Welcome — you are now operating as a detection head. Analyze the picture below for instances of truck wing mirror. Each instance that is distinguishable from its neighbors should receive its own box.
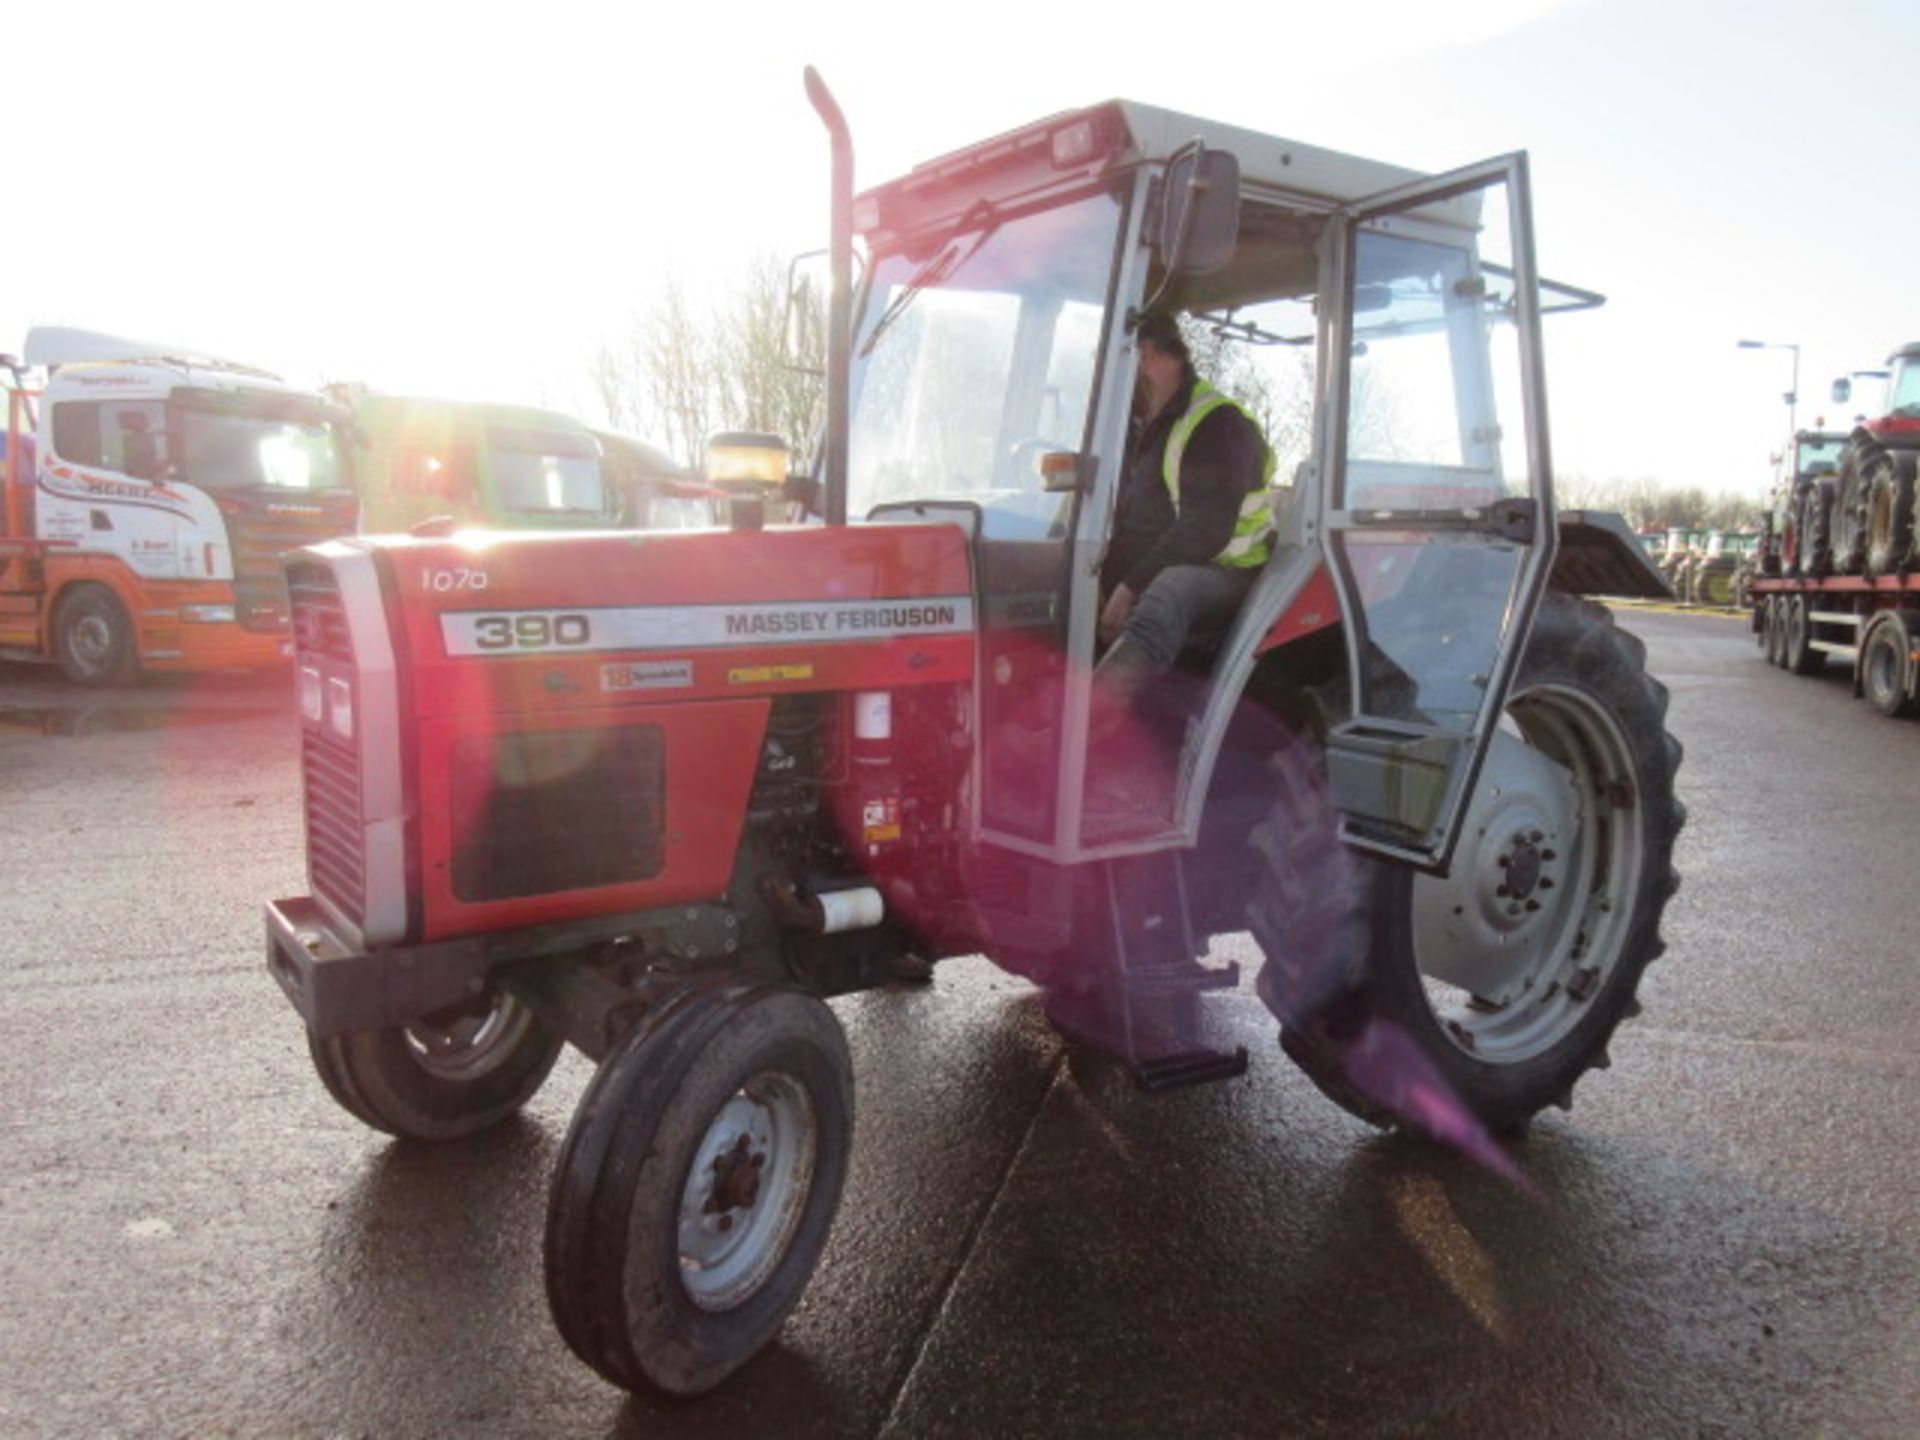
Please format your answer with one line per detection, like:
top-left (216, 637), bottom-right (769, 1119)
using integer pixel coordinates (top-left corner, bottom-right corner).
top-left (1157, 147), bottom-right (1240, 276)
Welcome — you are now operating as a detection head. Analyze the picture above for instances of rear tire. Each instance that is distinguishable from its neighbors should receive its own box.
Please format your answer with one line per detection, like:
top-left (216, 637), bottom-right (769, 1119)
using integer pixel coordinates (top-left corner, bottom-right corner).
top-left (1794, 479), bottom-right (1836, 577)
top-left (1259, 594), bottom-right (1684, 1136)
top-left (1832, 443), bottom-right (1875, 575)
top-left (545, 986), bottom-right (853, 1397)
top-left (307, 990), bottom-right (563, 1140)
top-left (53, 583), bottom-right (138, 686)
top-left (1865, 451), bottom-right (1916, 576)
top-left (1860, 618), bottom-right (1915, 718)
top-left (1784, 594), bottom-right (1823, 675)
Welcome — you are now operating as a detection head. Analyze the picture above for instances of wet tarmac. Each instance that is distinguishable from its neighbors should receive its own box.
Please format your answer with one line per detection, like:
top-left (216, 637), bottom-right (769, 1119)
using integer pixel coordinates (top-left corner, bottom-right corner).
top-left (1, 612), bottom-right (1917, 1437)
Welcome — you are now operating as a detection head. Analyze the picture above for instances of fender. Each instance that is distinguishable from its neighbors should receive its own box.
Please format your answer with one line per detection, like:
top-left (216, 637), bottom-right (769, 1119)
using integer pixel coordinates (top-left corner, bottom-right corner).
top-left (1159, 507), bottom-right (1667, 855)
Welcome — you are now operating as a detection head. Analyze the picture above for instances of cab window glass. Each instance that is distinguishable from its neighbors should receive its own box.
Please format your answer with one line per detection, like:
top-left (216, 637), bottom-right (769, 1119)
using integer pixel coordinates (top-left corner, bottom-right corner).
top-left (51, 402), bottom-right (103, 466)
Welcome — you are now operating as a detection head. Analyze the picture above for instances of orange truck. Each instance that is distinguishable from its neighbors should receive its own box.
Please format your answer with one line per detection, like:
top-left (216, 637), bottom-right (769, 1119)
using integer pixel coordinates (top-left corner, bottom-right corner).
top-left (1, 328), bottom-right (356, 683)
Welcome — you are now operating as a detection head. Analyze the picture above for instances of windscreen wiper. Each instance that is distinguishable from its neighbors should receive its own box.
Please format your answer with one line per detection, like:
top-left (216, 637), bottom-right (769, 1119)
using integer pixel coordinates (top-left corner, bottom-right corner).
top-left (858, 199), bottom-right (1001, 358)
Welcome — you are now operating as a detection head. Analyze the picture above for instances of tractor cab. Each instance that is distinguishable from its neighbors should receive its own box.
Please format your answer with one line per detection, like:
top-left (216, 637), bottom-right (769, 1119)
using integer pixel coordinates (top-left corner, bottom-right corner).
top-left (840, 101), bottom-right (1592, 869)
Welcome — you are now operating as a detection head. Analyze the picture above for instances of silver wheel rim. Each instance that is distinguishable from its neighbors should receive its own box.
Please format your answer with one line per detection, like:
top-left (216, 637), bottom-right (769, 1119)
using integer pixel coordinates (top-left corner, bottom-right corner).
top-left (1867, 631), bottom-right (1901, 706)
top-left (71, 613), bottom-right (115, 670)
top-left (678, 1072), bottom-right (817, 1312)
top-left (1409, 685), bottom-right (1646, 1064)
top-left (404, 992), bottom-right (535, 1080)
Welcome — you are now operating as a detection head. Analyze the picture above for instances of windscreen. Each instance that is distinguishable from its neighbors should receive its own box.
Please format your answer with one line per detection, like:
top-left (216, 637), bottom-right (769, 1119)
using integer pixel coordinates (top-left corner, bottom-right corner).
top-left (848, 187), bottom-right (1123, 539)
top-left (175, 404), bottom-right (347, 491)
top-left (487, 426), bottom-right (607, 517)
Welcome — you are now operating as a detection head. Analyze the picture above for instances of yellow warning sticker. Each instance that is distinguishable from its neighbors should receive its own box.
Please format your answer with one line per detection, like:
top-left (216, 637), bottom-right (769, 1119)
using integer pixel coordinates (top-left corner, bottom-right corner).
top-left (727, 663), bottom-right (816, 685)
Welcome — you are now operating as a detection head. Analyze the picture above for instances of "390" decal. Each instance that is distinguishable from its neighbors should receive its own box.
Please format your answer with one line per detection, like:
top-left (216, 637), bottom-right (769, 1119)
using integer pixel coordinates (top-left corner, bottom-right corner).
top-left (469, 613), bottom-right (593, 650)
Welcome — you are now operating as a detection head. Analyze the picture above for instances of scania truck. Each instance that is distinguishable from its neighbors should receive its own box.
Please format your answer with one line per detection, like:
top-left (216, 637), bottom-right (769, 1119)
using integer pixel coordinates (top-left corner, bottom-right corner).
top-left (1, 328), bottom-right (356, 683)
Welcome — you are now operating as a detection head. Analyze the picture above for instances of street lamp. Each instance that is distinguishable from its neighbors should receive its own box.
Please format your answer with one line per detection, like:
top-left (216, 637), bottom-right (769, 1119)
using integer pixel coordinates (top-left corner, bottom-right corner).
top-left (1737, 338), bottom-right (1801, 436)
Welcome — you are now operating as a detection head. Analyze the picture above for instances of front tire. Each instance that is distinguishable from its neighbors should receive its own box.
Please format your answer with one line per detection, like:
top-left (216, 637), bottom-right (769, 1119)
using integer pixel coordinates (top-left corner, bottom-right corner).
top-left (1260, 594), bottom-right (1684, 1136)
top-left (307, 990), bottom-right (563, 1140)
top-left (53, 583), bottom-right (138, 686)
top-left (545, 986), bottom-right (853, 1397)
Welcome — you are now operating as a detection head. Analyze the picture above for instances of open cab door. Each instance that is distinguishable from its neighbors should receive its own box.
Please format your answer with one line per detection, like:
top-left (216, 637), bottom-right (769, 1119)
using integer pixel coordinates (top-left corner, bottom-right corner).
top-left (1318, 154), bottom-right (1557, 870)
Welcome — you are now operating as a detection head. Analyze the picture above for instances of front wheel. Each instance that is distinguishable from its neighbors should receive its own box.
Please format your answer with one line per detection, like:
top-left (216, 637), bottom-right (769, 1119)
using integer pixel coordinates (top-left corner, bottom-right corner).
top-left (1262, 594), bottom-right (1684, 1135)
top-left (545, 986), bottom-right (853, 1397)
top-left (307, 990), bottom-right (564, 1140)
top-left (53, 583), bottom-right (138, 686)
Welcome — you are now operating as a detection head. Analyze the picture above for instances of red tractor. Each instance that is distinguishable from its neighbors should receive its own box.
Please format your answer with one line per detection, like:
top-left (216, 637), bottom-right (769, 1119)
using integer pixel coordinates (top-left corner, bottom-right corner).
top-left (265, 74), bottom-right (1682, 1396)
top-left (1825, 345), bottom-right (1920, 576)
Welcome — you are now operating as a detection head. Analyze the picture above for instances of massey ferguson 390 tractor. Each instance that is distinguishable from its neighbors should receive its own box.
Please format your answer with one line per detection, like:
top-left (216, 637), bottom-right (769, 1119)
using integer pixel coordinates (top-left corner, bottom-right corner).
top-left (265, 73), bottom-right (1682, 1396)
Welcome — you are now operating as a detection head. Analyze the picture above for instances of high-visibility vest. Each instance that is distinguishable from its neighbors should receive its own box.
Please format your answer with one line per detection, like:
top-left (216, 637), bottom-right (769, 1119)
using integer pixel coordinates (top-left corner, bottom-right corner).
top-left (1161, 380), bottom-right (1278, 569)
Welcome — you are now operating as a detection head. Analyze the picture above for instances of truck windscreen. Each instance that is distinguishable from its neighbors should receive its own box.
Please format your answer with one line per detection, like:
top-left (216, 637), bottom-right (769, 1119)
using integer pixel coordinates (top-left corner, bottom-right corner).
top-left (487, 427), bottom-right (607, 516)
top-left (175, 405), bottom-right (347, 491)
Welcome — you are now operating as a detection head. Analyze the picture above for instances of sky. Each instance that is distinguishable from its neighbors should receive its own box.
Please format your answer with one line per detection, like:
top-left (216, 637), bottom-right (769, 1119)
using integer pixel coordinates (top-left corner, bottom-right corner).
top-left (7, 0), bottom-right (1915, 502)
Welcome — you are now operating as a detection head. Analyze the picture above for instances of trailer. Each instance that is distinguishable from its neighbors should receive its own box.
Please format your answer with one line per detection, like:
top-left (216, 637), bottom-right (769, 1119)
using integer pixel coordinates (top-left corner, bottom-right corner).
top-left (1751, 572), bottom-right (1920, 715)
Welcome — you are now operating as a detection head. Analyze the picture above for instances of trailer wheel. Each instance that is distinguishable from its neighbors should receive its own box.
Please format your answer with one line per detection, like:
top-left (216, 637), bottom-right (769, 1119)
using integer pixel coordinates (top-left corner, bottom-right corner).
top-left (1784, 594), bottom-right (1823, 675)
top-left (1865, 452), bottom-right (1916, 576)
top-left (1260, 594), bottom-right (1683, 1137)
top-left (545, 986), bottom-right (853, 1396)
top-left (1763, 596), bottom-right (1784, 664)
top-left (307, 990), bottom-right (563, 1140)
top-left (53, 583), bottom-right (138, 686)
top-left (1860, 617), bottom-right (1915, 718)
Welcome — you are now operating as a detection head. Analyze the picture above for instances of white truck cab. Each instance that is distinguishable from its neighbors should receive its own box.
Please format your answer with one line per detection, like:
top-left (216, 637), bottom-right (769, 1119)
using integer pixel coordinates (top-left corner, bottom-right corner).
top-left (1, 327), bottom-right (357, 681)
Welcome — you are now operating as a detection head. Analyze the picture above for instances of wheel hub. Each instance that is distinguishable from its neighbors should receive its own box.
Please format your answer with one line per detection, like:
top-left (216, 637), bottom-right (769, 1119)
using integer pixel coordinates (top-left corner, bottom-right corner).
top-left (678, 1075), bottom-right (818, 1312)
top-left (1414, 732), bottom-right (1576, 1005)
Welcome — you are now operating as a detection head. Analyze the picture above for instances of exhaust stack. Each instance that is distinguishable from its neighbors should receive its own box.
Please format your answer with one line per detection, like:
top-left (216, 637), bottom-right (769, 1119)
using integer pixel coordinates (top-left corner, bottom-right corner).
top-left (804, 66), bottom-right (853, 527)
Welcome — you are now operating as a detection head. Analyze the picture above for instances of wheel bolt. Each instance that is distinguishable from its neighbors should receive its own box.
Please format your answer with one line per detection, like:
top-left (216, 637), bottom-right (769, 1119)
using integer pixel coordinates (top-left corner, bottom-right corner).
top-left (1529, 829), bottom-right (1544, 843)
top-left (1497, 855), bottom-right (1511, 868)
top-left (1542, 849), bottom-right (1557, 861)
top-left (718, 1215), bottom-right (734, 1233)
top-left (1496, 884), bottom-right (1510, 897)
top-left (1525, 899), bottom-right (1541, 912)
top-left (1538, 877), bottom-right (1554, 890)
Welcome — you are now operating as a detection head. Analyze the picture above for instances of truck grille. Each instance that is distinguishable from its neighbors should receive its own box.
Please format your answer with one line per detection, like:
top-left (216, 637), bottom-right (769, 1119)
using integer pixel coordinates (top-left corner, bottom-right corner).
top-left (229, 502), bottom-right (353, 632)
top-left (287, 561), bottom-right (365, 924)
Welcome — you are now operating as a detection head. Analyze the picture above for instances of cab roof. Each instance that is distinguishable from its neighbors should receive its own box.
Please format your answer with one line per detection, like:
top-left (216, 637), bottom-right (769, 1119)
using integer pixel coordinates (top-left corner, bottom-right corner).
top-left (857, 98), bottom-right (1463, 246)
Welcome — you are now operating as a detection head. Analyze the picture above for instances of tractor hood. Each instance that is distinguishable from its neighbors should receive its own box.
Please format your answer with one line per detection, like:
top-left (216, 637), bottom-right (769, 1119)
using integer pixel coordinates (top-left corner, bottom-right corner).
top-left (346, 523), bottom-right (978, 720)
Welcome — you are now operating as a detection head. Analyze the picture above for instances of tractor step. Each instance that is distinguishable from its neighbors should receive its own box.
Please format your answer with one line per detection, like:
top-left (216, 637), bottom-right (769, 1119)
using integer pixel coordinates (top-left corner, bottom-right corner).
top-left (1124, 961), bottom-right (1240, 996)
top-left (1126, 1044), bottom-right (1250, 1093)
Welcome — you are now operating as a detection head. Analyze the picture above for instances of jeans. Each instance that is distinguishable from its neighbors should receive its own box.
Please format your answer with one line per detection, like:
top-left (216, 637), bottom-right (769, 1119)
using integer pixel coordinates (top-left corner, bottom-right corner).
top-left (1119, 563), bottom-right (1258, 669)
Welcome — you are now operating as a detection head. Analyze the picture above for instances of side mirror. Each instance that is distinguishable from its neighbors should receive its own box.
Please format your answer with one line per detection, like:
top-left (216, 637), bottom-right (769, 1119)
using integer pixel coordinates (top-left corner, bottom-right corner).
top-left (1157, 147), bottom-right (1240, 276)
top-left (1831, 377), bottom-right (1852, 405)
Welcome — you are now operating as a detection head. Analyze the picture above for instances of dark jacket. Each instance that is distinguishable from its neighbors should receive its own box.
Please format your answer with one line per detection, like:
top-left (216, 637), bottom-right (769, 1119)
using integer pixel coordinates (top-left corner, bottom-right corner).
top-left (1101, 374), bottom-right (1267, 595)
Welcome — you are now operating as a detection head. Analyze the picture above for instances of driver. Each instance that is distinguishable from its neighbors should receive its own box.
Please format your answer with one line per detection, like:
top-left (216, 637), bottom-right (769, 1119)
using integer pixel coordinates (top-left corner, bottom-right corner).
top-left (1094, 310), bottom-right (1275, 718)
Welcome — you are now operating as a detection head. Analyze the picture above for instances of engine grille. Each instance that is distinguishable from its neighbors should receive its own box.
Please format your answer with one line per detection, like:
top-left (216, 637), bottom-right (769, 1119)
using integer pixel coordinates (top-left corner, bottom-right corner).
top-left (287, 561), bottom-right (365, 923)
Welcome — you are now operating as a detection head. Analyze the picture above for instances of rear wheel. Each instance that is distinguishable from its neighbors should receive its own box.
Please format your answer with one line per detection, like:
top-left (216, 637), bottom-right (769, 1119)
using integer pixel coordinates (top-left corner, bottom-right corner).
top-left (1784, 594), bottom-right (1823, 674)
top-left (1866, 451), bottom-right (1916, 576)
top-left (1260, 594), bottom-right (1683, 1136)
top-left (307, 990), bottom-right (563, 1140)
top-left (53, 583), bottom-right (138, 686)
top-left (1764, 596), bottom-right (1785, 665)
top-left (1860, 618), bottom-right (1914, 717)
top-left (1832, 444), bottom-right (1875, 575)
top-left (1794, 479), bottom-right (1836, 577)
top-left (545, 986), bottom-right (853, 1397)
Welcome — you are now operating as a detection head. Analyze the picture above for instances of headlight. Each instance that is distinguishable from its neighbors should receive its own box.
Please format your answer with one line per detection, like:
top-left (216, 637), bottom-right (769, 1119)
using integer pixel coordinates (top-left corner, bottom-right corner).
top-left (326, 676), bottom-right (355, 741)
top-left (298, 666), bottom-right (324, 724)
top-left (180, 604), bottom-right (237, 624)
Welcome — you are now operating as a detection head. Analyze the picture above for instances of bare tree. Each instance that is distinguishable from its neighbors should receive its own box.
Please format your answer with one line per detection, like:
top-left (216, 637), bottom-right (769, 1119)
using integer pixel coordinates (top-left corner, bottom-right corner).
top-left (591, 257), bottom-right (824, 469)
